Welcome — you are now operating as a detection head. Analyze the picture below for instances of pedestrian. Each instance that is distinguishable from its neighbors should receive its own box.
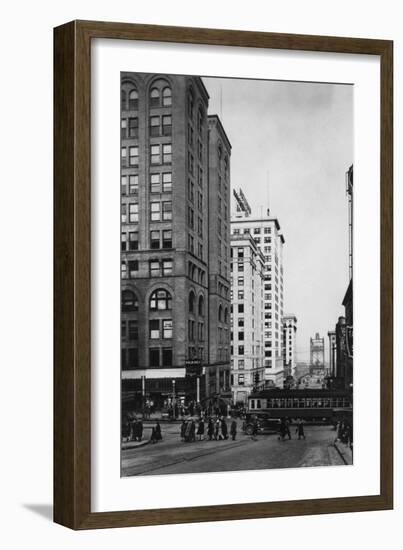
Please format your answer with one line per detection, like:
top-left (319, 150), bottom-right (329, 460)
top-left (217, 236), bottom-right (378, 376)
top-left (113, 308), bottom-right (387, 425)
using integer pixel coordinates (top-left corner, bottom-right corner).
top-left (122, 418), bottom-right (131, 442)
top-left (251, 416), bottom-right (259, 440)
top-left (230, 419), bottom-right (237, 441)
top-left (189, 419), bottom-right (196, 442)
top-left (189, 401), bottom-right (194, 416)
top-left (137, 419), bottom-right (143, 441)
top-left (285, 417), bottom-right (292, 440)
top-left (221, 417), bottom-right (228, 440)
top-left (215, 418), bottom-right (222, 440)
top-left (207, 418), bottom-right (214, 441)
top-left (180, 419), bottom-right (186, 441)
top-left (279, 418), bottom-right (287, 441)
top-left (197, 418), bottom-right (205, 441)
top-left (295, 419), bottom-right (306, 440)
top-left (155, 421), bottom-right (162, 441)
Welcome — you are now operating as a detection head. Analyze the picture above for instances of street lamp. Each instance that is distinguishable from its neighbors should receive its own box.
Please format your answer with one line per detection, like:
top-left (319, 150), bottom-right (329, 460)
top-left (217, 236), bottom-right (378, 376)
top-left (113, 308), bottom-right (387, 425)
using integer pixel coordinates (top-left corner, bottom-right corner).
top-left (172, 379), bottom-right (176, 419)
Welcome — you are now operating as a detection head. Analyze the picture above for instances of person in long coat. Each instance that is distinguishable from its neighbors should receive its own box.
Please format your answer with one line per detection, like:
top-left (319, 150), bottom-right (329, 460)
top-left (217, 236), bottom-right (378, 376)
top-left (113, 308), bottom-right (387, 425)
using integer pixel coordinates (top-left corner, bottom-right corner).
top-left (180, 419), bottom-right (186, 441)
top-left (207, 418), bottom-right (214, 441)
top-left (279, 418), bottom-right (287, 441)
top-left (197, 418), bottom-right (205, 441)
top-left (295, 419), bottom-right (306, 440)
top-left (221, 417), bottom-right (228, 440)
top-left (230, 419), bottom-right (237, 441)
top-left (155, 421), bottom-right (162, 441)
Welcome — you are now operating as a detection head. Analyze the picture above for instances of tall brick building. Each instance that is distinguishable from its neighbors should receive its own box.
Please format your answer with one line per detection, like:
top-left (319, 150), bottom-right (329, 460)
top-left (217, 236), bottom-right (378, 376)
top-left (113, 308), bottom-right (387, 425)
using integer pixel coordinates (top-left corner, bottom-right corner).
top-left (207, 115), bottom-right (232, 400)
top-left (120, 73), bottom-right (230, 410)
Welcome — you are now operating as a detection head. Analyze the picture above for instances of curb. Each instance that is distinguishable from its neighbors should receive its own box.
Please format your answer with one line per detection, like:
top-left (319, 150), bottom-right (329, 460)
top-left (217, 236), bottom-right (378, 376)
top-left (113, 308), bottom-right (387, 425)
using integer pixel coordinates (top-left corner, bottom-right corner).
top-left (122, 439), bottom-right (150, 451)
top-left (333, 441), bottom-right (352, 465)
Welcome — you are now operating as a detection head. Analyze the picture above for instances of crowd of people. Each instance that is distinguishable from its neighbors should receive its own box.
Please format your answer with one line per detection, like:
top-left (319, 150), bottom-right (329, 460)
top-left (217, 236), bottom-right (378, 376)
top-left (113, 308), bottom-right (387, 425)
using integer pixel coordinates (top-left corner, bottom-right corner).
top-left (166, 400), bottom-right (230, 421)
top-left (276, 417), bottom-right (306, 441)
top-left (122, 417), bottom-right (144, 442)
top-left (180, 416), bottom-right (238, 443)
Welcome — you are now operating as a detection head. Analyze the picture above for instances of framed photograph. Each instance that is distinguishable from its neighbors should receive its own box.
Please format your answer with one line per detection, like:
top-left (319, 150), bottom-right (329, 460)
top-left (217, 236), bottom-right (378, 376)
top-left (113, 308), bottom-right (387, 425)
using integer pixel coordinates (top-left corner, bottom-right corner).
top-left (54, 20), bottom-right (393, 529)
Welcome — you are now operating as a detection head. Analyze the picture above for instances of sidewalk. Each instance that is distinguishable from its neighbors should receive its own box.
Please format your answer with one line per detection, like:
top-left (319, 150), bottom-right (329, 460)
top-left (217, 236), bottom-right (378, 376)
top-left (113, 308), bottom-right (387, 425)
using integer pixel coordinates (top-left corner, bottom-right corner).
top-left (333, 440), bottom-right (353, 465)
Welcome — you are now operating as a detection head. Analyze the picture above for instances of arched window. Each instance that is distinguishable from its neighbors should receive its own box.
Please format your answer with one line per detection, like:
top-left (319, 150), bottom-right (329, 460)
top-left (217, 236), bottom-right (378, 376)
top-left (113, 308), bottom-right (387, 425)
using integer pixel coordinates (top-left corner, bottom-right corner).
top-left (150, 289), bottom-right (172, 311)
top-left (121, 90), bottom-right (127, 111)
top-left (218, 304), bottom-right (223, 322)
top-left (128, 89), bottom-right (138, 110)
top-left (189, 291), bottom-right (195, 313)
top-left (122, 289), bottom-right (138, 312)
top-left (198, 295), bottom-right (205, 316)
top-left (224, 307), bottom-right (229, 324)
top-left (150, 88), bottom-right (160, 107)
top-left (218, 144), bottom-right (222, 161)
top-left (162, 87), bottom-right (172, 106)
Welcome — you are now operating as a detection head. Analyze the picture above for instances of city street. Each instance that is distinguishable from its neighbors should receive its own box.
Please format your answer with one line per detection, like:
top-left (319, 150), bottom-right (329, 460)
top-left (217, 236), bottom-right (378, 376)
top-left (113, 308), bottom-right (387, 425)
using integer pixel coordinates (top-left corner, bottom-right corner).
top-left (121, 423), bottom-right (347, 477)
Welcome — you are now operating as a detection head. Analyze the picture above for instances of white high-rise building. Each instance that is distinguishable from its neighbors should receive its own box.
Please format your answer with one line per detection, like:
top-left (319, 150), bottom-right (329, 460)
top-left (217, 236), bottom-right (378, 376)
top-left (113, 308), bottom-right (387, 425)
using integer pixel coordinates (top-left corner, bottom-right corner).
top-left (231, 189), bottom-right (285, 387)
top-left (230, 233), bottom-right (265, 404)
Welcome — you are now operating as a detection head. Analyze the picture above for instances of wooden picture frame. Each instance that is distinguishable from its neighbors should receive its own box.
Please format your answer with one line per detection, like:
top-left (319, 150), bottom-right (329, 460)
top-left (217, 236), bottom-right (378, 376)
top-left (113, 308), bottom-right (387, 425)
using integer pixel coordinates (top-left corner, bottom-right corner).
top-left (54, 20), bottom-right (393, 529)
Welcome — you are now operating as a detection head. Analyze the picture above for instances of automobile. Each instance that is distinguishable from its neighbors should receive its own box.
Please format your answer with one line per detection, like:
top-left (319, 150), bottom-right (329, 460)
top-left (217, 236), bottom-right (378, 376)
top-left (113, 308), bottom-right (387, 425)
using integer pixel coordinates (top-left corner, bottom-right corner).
top-left (242, 413), bottom-right (281, 435)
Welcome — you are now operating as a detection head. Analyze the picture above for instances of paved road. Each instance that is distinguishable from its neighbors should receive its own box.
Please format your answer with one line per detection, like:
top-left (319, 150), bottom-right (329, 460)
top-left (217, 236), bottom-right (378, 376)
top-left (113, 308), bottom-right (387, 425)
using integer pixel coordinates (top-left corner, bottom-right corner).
top-left (121, 424), bottom-right (345, 477)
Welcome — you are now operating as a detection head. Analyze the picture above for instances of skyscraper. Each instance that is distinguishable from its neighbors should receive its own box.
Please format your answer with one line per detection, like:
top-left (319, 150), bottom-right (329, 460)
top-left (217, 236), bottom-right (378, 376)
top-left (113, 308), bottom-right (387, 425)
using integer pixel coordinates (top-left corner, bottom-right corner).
top-left (230, 232), bottom-right (265, 403)
top-left (231, 190), bottom-right (285, 387)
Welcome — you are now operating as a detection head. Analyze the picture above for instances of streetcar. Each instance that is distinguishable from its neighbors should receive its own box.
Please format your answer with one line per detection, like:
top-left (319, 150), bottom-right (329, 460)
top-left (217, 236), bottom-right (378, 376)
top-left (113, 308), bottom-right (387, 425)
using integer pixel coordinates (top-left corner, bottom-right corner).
top-left (246, 388), bottom-right (353, 425)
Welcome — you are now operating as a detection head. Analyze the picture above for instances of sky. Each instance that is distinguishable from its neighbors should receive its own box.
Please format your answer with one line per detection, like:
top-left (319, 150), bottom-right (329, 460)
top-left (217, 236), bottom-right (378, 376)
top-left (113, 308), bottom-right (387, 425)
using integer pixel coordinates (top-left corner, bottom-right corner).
top-left (203, 76), bottom-right (353, 363)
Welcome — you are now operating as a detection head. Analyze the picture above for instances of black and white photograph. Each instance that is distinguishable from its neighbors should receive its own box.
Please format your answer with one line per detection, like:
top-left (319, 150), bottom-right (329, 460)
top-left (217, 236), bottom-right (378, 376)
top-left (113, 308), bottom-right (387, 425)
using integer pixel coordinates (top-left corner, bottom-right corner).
top-left (120, 72), bottom-right (354, 477)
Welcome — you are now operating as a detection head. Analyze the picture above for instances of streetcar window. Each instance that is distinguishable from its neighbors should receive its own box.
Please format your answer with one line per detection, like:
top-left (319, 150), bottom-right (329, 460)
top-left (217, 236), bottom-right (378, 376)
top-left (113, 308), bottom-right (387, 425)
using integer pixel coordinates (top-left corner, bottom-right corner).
top-left (256, 399), bottom-right (261, 409)
top-left (250, 400), bottom-right (255, 409)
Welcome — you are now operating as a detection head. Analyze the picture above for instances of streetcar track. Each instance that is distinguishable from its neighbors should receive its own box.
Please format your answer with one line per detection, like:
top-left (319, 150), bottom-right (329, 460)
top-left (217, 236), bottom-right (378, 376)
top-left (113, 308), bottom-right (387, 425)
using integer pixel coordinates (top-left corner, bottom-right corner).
top-left (124, 439), bottom-right (251, 476)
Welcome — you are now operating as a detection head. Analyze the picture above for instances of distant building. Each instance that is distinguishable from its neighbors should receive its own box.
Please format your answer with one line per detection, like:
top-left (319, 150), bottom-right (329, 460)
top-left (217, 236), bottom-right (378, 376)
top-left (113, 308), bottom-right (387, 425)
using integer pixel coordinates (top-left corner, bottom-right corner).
top-left (309, 332), bottom-right (325, 375)
top-left (231, 191), bottom-right (285, 387)
top-left (282, 314), bottom-right (297, 378)
top-left (230, 233), bottom-right (265, 404)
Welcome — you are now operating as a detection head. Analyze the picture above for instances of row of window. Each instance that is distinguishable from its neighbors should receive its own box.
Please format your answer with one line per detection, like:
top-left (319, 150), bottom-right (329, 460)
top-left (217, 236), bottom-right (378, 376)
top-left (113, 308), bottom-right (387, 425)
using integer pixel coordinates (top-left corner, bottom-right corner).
top-left (122, 289), bottom-right (228, 326)
top-left (121, 259), bottom-right (176, 278)
top-left (188, 320), bottom-right (205, 341)
top-left (121, 143), bottom-right (172, 167)
top-left (249, 397), bottom-right (352, 410)
top-left (188, 261), bottom-right (206, 286)
top-left (232, 227), bottom-right (272, 236)
top-left (122, 289), bottom-right (172, 312)
top-left (188, 234), bottom-right (203, 259)
top-left (122, 198), bottom-right (176, 228)
top-left (121, 172), bottom-right (173, 196)
top-left (121, 86), bottom-right (172, 111)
